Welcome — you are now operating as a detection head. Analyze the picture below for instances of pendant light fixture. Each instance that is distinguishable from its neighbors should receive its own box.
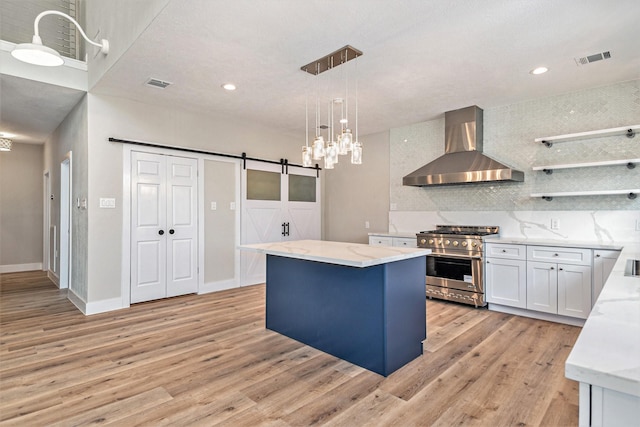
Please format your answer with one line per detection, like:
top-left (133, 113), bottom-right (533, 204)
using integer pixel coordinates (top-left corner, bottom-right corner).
top-left (300, 45), bottom-right (363, 168)
top-left (11, 10), bottom-right (109, 67)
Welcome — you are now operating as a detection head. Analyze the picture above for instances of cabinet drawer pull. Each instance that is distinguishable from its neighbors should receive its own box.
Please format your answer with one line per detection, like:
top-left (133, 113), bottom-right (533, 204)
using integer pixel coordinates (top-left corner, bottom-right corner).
top-left (559, 267), bottom-right (564, 271)
top-left (550, 266), bottom-right (555, 270)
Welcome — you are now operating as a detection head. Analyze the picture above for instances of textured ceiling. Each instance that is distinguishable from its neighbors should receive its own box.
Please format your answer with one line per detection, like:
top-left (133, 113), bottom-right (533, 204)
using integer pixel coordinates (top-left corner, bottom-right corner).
top-left (3, 0), bottom-right (640, 144)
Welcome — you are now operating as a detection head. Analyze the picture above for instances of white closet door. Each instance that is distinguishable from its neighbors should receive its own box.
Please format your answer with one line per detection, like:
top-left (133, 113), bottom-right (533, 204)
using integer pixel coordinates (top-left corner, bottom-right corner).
top-left (131, 152), bottom-right (199, 303)
top-left (166, 156), bottom-right (199, 297)
top-left (131, 152), bottom-right (167, 303)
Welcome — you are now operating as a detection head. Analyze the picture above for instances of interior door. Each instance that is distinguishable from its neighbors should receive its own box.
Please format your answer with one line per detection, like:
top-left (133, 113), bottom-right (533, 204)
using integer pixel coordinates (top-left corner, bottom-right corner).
top-left (166, 156), bottom-right (199, 296)
top-left (131, 152), bottom-right (167, 303)
top-left (131, 152), bottom-right (198, 303)
top-left (240, 161), bottom-right (321, 285)
top-left (241, 162), bottom-right (283, 286)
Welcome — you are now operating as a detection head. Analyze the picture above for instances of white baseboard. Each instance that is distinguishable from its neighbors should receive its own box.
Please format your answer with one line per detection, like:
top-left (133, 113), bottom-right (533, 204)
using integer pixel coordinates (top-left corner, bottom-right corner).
top-left (0, 262), bottom-right (43, 273)
top-left (67, 290), bottom-right (127, 316)
top-left (199, 279), bottom-right (239, 294)
top-left (488, 303), bottom-right (585, 327)
top-left (47, 270), bottom-right (60, 286)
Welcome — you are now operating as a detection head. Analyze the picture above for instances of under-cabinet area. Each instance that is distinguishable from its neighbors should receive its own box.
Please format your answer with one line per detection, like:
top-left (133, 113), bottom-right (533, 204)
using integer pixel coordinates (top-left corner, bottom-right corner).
top-left (485, 241), bottom-right (621, 325)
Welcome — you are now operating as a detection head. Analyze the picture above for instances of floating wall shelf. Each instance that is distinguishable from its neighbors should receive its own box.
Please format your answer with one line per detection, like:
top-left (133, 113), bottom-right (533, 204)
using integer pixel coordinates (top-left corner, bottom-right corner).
top-left (531, 189), bottom-right (639, 201)
top-left (532, 158), bottom-right (640, 174)
top-left (535, 124), bottom-right (639, 148)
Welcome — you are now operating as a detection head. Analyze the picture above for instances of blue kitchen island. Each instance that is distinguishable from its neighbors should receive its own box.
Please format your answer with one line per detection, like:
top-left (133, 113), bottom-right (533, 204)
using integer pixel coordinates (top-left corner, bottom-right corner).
top-left (240, 240), bottom-right (431, 376)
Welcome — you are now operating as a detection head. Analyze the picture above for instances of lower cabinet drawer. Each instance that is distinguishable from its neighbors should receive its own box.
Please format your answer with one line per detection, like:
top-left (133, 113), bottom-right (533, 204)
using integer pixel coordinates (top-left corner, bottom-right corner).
top-left (369, 236), bottom-right (393, 246)
top-left (392, 238), bottom-right (417, 248)
top-left (527, 246), bottom-right (591, 266)
top-left (485, 243), bottom-right (526, 260)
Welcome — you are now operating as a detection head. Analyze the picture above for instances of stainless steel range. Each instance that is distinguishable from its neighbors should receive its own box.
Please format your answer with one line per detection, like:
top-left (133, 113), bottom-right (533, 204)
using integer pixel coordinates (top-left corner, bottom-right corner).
top-left (417, 225), bottom-right (499, 307)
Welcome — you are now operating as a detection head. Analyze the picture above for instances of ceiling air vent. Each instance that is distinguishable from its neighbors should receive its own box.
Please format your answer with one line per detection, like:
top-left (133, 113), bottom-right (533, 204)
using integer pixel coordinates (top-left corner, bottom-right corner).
top-left (574, 51), bottom-right (611, 66)
top-left (145, 78), bottom-right (172, 89)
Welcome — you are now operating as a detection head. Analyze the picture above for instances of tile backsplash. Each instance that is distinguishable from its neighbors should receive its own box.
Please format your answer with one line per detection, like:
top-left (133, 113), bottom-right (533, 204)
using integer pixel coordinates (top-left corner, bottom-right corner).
top-left (390, 79), bottom-right (640, 211)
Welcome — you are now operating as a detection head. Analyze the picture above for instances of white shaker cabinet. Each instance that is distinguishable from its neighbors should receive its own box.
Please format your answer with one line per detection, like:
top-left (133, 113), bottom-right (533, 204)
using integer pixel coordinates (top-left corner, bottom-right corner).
top-left (485, 243), bottom-right (527, 308)
top-left (593, 249), bottom-right (621, 303)
top-left (368, 234), bottom-right (417, 248)
top-left (526, 261), bottom-right (558, 314)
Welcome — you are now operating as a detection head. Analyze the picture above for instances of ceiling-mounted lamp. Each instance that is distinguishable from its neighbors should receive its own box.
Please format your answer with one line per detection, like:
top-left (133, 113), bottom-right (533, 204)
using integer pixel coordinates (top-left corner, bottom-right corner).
top-left (300, 45), bottom-right (363, 168)
top-left (11, 10), bottom-right (109, 67)
top-left (0, 138), bottom-right (12, 152)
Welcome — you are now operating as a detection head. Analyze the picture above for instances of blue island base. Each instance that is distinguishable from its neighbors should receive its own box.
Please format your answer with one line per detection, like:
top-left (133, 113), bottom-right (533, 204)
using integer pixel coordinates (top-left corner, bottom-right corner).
top-left (265, 254), bottom-right (427, 376)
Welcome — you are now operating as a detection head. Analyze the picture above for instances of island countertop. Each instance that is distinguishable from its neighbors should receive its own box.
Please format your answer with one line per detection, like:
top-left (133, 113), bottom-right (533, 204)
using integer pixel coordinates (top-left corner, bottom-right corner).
top-left (239, 239), bottom-right (431, 268)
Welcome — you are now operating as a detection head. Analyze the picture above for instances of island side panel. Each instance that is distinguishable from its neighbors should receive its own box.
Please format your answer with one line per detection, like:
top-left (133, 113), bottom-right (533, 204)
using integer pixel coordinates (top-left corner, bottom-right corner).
top-left (265, 254), bottom-right (386, 375)
top-left (383, 256), bottom-right (427, 374)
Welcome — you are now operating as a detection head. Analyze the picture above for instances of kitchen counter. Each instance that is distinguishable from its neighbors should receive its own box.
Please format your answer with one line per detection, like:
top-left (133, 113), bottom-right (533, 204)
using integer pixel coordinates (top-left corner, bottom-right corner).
top-left (239, 239), bottom-right (430, 376)
top-left (240, 239), bottom-right (430, 268)
top-left (484, 235), bottom-right (624, 251)
top-left (565, 241), bottom-right (640, 396)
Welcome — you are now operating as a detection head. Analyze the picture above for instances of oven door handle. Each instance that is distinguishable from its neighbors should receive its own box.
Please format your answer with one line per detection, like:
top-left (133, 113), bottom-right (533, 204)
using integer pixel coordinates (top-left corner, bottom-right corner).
top-left (427, 253), bottom-right (482, 261)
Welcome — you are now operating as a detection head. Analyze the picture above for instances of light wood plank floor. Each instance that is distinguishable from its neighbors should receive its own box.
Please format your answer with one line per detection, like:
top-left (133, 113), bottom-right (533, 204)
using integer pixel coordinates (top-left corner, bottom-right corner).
top-left (0, 271), bottom-right (580, 426)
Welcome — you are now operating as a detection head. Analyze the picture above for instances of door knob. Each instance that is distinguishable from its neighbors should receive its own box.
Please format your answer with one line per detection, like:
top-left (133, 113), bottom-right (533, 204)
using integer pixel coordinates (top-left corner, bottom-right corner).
top-left (158, 230), bottom-right (164, 235)
top-left (169, 229), bottom-right (175, 234)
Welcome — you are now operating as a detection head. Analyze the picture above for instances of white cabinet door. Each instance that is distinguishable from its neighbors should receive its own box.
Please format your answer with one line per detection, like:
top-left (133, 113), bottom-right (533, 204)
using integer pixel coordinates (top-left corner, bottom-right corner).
top-left (527, 261), bottom-right (558, 314)
top-left (593, 250), bottom-right (620, 303)
top-left (557, 264), bottom-right (591, 319)
top-left (131, 152), bottom-right (198, 303)
top-left (485, 257), bottom-right (527, 308)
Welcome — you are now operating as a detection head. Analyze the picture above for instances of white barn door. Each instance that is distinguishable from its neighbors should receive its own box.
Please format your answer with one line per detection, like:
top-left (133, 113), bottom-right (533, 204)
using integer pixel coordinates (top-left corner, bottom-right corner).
top-left (241, 161), bottom-right (320, 286)
top-left (131, 151), bottom-right (198, 303)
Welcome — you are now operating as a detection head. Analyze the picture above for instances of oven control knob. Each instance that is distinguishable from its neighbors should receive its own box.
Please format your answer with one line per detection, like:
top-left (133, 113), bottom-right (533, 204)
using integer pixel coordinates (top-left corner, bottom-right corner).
top-left (461, 241), bottom-right (468, 247)
top-left (445, 239), bottom-right (451, 245)
top-left (471, 241), bottom-right (477, 247)
top-left (437, 239), bottom-right (443, 244)
top-left (452, 240), bottom-right (459, 246)
top-left (428, 239), bottom-right (434, 244)
top-left (420, 238), bottom-right (426, 245)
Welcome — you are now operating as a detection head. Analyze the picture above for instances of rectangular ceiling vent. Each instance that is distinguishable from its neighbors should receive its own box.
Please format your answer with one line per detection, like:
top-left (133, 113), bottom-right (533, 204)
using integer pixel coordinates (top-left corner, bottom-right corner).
top-left (145, 78), bottom-right (172, 89)
top-left (574, 51), bottom-right (611, 66)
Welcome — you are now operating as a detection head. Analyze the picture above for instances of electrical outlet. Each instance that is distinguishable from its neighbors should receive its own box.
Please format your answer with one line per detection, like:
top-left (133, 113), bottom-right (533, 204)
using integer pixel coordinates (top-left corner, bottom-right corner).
top-left (390, 203), bottom-right (397, 211)
top-left (365, 221), bottom-right (370, 229)
top-left (551, 219), bottom-right (560, 230)
top-left (210, 201), bottom-right (217, 210)
top-left (636, 219), bottom-right (640, 231)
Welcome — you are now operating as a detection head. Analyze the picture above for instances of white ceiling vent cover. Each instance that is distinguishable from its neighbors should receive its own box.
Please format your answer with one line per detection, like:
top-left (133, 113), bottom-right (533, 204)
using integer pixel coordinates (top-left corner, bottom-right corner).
top-left (145, 78), bottom-right (172, 89)
top-left (575, 51), bottom-right (611, 66)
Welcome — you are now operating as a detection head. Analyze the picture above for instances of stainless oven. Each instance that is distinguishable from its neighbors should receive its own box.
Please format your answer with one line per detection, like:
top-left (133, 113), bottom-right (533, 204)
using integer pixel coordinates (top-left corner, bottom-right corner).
top-left (417, 225), bottom-right (499, 307)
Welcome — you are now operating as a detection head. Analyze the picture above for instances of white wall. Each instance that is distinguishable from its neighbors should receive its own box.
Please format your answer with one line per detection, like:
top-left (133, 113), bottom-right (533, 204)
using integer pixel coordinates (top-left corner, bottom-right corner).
top-left (86, 93), bottom-right (304, 303)
top-left (0, 142), bottom-right (43, 271)
top-left (44, 95), bottom-right (89, 298)
top-left (324, 130), bottom-right (390, 243)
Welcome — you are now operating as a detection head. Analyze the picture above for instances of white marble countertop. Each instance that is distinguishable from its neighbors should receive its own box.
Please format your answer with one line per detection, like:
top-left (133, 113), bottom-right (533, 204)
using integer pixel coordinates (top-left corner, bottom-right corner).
top-left (239, 240), bottom-right (431, 268)
top-left (565, 241), bottom-right (640, 397)
top-left (368, 231), bottom-right (418, 239)
top-left (484, 235), bottom-right (624, 251)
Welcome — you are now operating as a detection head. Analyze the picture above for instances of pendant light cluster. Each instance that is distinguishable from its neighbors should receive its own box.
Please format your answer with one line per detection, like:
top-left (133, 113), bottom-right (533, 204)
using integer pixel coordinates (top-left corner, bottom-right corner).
top-left (300, 46), bottom-right (363, 169)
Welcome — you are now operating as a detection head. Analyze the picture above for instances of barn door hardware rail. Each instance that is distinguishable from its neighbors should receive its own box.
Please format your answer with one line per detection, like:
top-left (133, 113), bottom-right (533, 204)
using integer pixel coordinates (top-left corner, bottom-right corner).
top-left (109, 137), bottom-right (321, 176)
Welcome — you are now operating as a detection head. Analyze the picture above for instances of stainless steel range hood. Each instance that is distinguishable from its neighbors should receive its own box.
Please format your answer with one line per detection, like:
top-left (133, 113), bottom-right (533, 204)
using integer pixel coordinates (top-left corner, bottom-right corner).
top-left (403, 106), bottom-right (524, 186)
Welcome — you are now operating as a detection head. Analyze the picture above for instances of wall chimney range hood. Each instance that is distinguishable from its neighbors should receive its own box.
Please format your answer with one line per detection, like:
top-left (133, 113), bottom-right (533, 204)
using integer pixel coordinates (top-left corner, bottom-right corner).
top-left (403, 106), bottom-right (524, 186)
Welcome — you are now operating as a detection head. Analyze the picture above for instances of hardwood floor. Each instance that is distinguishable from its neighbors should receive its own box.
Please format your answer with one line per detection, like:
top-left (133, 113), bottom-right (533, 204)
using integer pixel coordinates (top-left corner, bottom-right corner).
top-left (0, 271), bottom-right (580, 426)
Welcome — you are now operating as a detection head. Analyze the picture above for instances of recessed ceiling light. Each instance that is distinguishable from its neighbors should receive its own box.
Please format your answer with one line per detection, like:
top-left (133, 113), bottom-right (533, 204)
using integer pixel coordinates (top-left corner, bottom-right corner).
top-left (222, 83), bottom-right (236, 91)
top-left (530, 66), bottom-right (549, 75)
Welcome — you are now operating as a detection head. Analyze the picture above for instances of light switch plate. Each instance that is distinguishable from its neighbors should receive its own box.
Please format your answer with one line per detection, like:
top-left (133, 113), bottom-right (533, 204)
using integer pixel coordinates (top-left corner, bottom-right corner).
top-left (99, 198), bottom-right (116, 209)
top-left (210, 202), bottom-right (217, 210)
top-left (230, 202), bottom-right (236, 210)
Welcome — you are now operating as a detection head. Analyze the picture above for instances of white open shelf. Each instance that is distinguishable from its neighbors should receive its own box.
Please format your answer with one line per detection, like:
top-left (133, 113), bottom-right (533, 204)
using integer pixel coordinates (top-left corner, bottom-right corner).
top-left (535, 124), bottom-right (639, 147)
top-left (532, 158), bottom-right (640, 173)
top-left (531, 189), bottom-right (640, 201)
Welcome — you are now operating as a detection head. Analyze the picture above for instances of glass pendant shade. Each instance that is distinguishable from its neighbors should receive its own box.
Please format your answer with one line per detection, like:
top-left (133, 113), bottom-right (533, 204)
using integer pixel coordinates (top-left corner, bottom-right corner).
top-left (339, 129), bottom-right (353, 154)
top-left (302, 146), bottom-right (313, 167)
top-left (351, 141), bottom-right (362, 165)
top-left (326, 141), bottom-right (338, 164)
top-left (324, 152), bottom-right (335, 169)
top-left (312, 136), bottom-right (325, 160)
